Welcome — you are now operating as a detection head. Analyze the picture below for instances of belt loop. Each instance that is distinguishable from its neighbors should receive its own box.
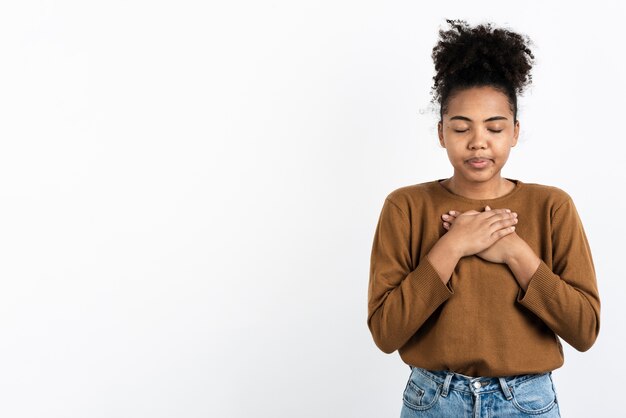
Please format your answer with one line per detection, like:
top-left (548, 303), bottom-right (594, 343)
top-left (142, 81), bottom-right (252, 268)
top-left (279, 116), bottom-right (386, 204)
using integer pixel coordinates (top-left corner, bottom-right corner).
top-left (498, 377), bottom-right (513, 400)
top-left (441, 372), bottom-right (453, 398)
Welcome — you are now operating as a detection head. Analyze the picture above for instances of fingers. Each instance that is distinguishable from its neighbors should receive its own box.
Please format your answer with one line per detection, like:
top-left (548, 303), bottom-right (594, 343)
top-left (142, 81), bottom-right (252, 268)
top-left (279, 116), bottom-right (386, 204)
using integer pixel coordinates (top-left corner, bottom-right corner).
top-left (480, 208), bottom-right (512, 219)
top-left (487, 213), bottom-right (518, 233)
top-left (441, 213), bottom-right (451, 229)
top-left (483, 206), bottom-right (517, 217)
top-left (442, 210), bottom-right (461, 230)
top-left (491, 224), bottom-right (516, 240)
top-left (482, 206), bottom-right (518, 226)
top-left (441, 213), bottom-right (456, 221)
top-left (463, 210), bottom-right (481, 215)
top-left (441, 208), bottom-right (519, 234)
top-left (441, 209), bottom-right (470, 220)
top-left (486, 205), bottom-right (517, 239)
top-left (443, 209), bottom-right (515, 221)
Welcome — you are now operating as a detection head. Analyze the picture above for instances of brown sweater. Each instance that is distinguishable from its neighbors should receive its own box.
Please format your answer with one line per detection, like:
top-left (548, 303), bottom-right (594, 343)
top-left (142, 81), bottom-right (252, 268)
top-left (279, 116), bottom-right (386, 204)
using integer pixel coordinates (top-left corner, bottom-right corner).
top-left (367, 178), bottom-right (601, 377)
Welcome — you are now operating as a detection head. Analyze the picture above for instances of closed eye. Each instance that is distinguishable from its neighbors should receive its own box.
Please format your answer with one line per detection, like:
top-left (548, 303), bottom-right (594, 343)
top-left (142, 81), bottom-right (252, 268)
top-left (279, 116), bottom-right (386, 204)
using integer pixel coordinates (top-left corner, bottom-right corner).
top-left (454, 129), bottom-right (503, 133)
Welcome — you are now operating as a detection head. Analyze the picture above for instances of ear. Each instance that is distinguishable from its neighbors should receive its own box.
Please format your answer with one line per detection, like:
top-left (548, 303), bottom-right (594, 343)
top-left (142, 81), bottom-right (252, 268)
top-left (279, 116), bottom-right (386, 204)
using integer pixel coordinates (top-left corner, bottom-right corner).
top-left (438, 121), bottom-right (445, 148)
top-left (511, 120), bottom-right (520, 147)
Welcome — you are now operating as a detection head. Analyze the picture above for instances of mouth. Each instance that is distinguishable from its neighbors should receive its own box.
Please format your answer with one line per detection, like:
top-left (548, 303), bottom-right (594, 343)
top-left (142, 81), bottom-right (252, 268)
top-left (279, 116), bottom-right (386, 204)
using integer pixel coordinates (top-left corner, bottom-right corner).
top-left (466, 158), bottom-right (492, 168)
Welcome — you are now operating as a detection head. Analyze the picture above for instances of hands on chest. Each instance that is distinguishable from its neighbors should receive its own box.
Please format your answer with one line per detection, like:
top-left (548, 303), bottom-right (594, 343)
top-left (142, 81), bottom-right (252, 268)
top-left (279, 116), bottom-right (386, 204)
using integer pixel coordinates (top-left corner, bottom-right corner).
top-left (440, 205), bottom-right (520, 265)
top-left (426, 206), bottom-right (541, 291)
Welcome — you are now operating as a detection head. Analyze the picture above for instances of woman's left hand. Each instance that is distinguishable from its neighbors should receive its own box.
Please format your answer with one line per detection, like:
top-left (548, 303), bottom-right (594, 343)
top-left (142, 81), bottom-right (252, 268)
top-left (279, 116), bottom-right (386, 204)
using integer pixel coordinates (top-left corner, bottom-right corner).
top-left (442, 206), bottom-right (520, 264)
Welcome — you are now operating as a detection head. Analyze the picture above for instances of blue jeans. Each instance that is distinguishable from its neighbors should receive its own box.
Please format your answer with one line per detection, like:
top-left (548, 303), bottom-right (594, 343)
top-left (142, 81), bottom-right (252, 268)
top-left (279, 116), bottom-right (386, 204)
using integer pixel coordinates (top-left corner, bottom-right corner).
top-left (400, 366), bottom-right (561, 417)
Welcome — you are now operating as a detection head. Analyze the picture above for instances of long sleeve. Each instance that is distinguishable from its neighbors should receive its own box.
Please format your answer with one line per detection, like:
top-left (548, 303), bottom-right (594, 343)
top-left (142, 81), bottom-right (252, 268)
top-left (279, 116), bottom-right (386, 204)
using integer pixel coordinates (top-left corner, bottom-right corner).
top-left (516, 196), bottom-right (601, 352)
top-left (367, 197), bottom-right (454, 354)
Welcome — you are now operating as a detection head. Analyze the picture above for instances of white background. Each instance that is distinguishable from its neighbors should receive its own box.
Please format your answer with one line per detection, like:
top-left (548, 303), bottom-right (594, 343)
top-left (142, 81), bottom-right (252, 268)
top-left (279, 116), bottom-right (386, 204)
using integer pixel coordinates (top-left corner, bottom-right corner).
top-left (0, 1), bottom-right (624, 417)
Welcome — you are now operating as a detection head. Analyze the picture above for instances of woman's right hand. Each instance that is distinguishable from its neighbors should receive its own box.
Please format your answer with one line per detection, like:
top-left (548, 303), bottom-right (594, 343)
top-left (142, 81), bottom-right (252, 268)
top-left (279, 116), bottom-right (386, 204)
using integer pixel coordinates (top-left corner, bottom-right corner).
top-left (444, 208), bottom-right (518, 257)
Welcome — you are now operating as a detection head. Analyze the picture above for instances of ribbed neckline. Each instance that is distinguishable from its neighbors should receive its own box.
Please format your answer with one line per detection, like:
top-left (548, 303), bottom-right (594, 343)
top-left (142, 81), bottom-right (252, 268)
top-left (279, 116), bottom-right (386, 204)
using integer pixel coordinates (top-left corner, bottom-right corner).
top-left (433, 178), bottom-right (523, 204)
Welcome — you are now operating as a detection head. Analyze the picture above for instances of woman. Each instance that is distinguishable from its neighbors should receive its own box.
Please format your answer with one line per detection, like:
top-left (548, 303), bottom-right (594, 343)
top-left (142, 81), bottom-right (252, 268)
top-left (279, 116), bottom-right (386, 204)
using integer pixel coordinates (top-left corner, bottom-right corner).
top-left (367, 19), bottom-right (600, 417)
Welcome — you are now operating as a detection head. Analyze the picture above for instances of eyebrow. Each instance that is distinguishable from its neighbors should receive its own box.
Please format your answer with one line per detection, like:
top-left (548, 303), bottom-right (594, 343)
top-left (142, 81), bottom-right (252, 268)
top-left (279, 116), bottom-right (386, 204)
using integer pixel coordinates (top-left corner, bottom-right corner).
top-left (449, 116), bottom-right (508, 122)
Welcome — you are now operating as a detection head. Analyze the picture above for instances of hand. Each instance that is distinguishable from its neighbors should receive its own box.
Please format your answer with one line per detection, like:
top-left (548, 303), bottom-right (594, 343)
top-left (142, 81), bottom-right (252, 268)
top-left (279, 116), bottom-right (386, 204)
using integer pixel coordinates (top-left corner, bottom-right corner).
top-left (440, 205), bottom-right (519, 261)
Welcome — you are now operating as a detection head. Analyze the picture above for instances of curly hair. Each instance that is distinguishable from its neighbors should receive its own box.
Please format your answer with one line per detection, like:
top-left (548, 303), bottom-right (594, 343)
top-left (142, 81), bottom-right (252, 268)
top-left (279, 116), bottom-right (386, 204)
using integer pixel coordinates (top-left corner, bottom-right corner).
top-left (430, 19), bottom-right (536, 123)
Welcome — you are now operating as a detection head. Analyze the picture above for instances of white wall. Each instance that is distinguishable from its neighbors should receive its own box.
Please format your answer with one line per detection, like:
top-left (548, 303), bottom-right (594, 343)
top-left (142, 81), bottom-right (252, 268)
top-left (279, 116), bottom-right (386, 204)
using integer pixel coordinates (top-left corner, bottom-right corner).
top-left (0, 1), bottom-right (623, 417)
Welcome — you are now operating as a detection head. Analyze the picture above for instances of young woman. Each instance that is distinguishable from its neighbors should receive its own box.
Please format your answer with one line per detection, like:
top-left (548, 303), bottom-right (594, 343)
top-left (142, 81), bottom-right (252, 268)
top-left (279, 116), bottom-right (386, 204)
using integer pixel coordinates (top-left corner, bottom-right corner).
top-left (367, 19), bottom-right (601, 417)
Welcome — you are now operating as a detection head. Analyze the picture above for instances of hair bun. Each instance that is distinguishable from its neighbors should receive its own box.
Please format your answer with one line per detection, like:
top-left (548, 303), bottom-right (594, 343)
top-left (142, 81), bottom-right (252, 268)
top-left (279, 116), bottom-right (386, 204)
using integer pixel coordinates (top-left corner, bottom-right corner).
top-left (431, 19), bottom-right (536, 120)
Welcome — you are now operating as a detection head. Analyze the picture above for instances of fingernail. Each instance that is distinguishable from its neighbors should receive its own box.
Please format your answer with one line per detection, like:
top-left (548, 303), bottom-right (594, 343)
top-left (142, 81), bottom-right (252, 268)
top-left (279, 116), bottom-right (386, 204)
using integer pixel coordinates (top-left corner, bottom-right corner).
top-left (506, 209), bottom-right (511, 213)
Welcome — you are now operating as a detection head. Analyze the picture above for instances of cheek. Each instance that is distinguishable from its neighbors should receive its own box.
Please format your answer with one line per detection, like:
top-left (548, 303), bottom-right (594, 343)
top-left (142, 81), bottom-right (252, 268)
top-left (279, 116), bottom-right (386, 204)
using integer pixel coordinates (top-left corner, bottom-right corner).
top-left (445, 149), bottom-right (462, 163)
top-left (443, 141), bottom-right (462, 152)
top-left (498, 146), bottom-right (513, 158)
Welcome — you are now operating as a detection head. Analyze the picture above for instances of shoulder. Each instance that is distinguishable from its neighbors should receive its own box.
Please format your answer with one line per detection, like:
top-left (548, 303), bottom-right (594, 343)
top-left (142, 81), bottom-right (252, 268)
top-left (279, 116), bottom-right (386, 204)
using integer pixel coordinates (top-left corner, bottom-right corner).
top-left (384, 180), bottom-right (439, 213)
top-left (519, 180), bottom-right (573, 210)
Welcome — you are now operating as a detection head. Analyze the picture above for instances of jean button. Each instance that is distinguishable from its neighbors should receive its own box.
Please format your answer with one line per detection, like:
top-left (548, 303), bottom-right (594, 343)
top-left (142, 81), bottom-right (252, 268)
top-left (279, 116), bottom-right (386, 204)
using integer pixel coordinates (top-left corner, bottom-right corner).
top-left (472, 381), bottom-right (481, 389)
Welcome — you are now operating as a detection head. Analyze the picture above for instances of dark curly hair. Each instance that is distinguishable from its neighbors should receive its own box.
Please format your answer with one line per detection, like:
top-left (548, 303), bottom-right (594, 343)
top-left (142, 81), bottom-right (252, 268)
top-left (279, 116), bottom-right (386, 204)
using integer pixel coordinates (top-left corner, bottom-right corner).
top-left (430, 19), bottom-right (536, 123)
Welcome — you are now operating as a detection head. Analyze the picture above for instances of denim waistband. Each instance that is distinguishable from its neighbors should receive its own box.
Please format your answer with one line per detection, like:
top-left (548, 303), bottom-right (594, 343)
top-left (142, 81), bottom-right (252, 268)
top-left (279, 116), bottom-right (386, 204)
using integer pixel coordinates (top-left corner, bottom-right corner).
top-left (411, 366), bottom-right (551, 398)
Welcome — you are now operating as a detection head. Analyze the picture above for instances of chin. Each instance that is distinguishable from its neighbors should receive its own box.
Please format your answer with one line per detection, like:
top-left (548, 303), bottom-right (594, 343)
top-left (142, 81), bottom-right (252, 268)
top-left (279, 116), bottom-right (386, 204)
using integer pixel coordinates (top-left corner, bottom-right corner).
top-left (461, 170), bottom-right (498, 181)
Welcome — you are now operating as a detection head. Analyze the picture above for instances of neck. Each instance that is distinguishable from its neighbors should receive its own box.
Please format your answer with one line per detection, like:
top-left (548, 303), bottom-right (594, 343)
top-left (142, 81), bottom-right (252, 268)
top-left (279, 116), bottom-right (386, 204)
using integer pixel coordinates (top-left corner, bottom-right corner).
top-left (444, 175), bottom-right (511, 200)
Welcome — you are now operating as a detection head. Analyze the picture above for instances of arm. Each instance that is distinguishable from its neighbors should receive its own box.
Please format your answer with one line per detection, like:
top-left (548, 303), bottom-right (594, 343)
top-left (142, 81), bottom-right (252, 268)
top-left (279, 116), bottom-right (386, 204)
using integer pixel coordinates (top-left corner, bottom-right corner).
top-left (367, 198), bottom-right (456, 354)
top-left (427, 233), bottom-right (464, 286)
top-left (506, 242), bottom-right (541, 292)
top-left (508, 197), bottom-right (601, 352)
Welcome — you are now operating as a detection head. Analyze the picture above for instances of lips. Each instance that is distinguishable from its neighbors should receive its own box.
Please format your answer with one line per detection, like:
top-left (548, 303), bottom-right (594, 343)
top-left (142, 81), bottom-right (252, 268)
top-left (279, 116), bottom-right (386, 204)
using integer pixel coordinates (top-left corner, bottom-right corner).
top-left (466, 157), bottom-right (492, 169)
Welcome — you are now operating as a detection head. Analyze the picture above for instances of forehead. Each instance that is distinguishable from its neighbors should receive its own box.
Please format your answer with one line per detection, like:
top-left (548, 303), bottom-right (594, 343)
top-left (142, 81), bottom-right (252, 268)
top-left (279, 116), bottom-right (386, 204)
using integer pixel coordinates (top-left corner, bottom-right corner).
top-left (445, 86), bottom-right (512, 120)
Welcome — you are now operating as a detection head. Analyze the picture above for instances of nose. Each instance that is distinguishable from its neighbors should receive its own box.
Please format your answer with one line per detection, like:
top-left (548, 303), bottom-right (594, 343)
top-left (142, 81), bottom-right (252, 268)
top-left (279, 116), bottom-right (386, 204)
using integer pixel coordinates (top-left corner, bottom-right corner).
top-left (468, 132), bottom-right (488, 150)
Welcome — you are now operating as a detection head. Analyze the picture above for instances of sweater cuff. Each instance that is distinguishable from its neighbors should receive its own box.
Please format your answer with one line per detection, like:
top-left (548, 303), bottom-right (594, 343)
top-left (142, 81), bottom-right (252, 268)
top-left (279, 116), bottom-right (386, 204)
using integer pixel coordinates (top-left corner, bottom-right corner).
top-left (516, 260), bottom-right (560, 312)
top-left (407, 255), bottom-right (454, 307)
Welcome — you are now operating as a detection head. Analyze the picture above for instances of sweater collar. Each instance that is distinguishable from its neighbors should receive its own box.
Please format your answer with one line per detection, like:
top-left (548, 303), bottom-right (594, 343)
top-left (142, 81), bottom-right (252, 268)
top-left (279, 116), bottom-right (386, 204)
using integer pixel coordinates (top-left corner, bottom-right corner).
top-left (433, 178), bottom-right (523, 204)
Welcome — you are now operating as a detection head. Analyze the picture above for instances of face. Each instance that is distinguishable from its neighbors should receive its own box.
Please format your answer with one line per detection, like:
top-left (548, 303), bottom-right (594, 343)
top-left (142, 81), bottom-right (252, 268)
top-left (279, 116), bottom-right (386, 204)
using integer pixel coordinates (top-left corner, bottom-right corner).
top-left (437, 86), bottom-right (520, 186)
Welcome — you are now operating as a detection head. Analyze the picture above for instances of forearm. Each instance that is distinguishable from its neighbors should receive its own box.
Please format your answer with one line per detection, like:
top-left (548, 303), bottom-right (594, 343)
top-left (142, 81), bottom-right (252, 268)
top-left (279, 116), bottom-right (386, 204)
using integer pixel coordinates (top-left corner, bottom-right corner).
top-left (367, 256), bottom-right (455, 353)
top-left (426, 234), bottom-right (463, 286)
top-left (504, 230), bottom-right (599, 352)
top-left (505, 239), bottom-right (541, 291)
top-left (514, 260), bottom-right (600, 351)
